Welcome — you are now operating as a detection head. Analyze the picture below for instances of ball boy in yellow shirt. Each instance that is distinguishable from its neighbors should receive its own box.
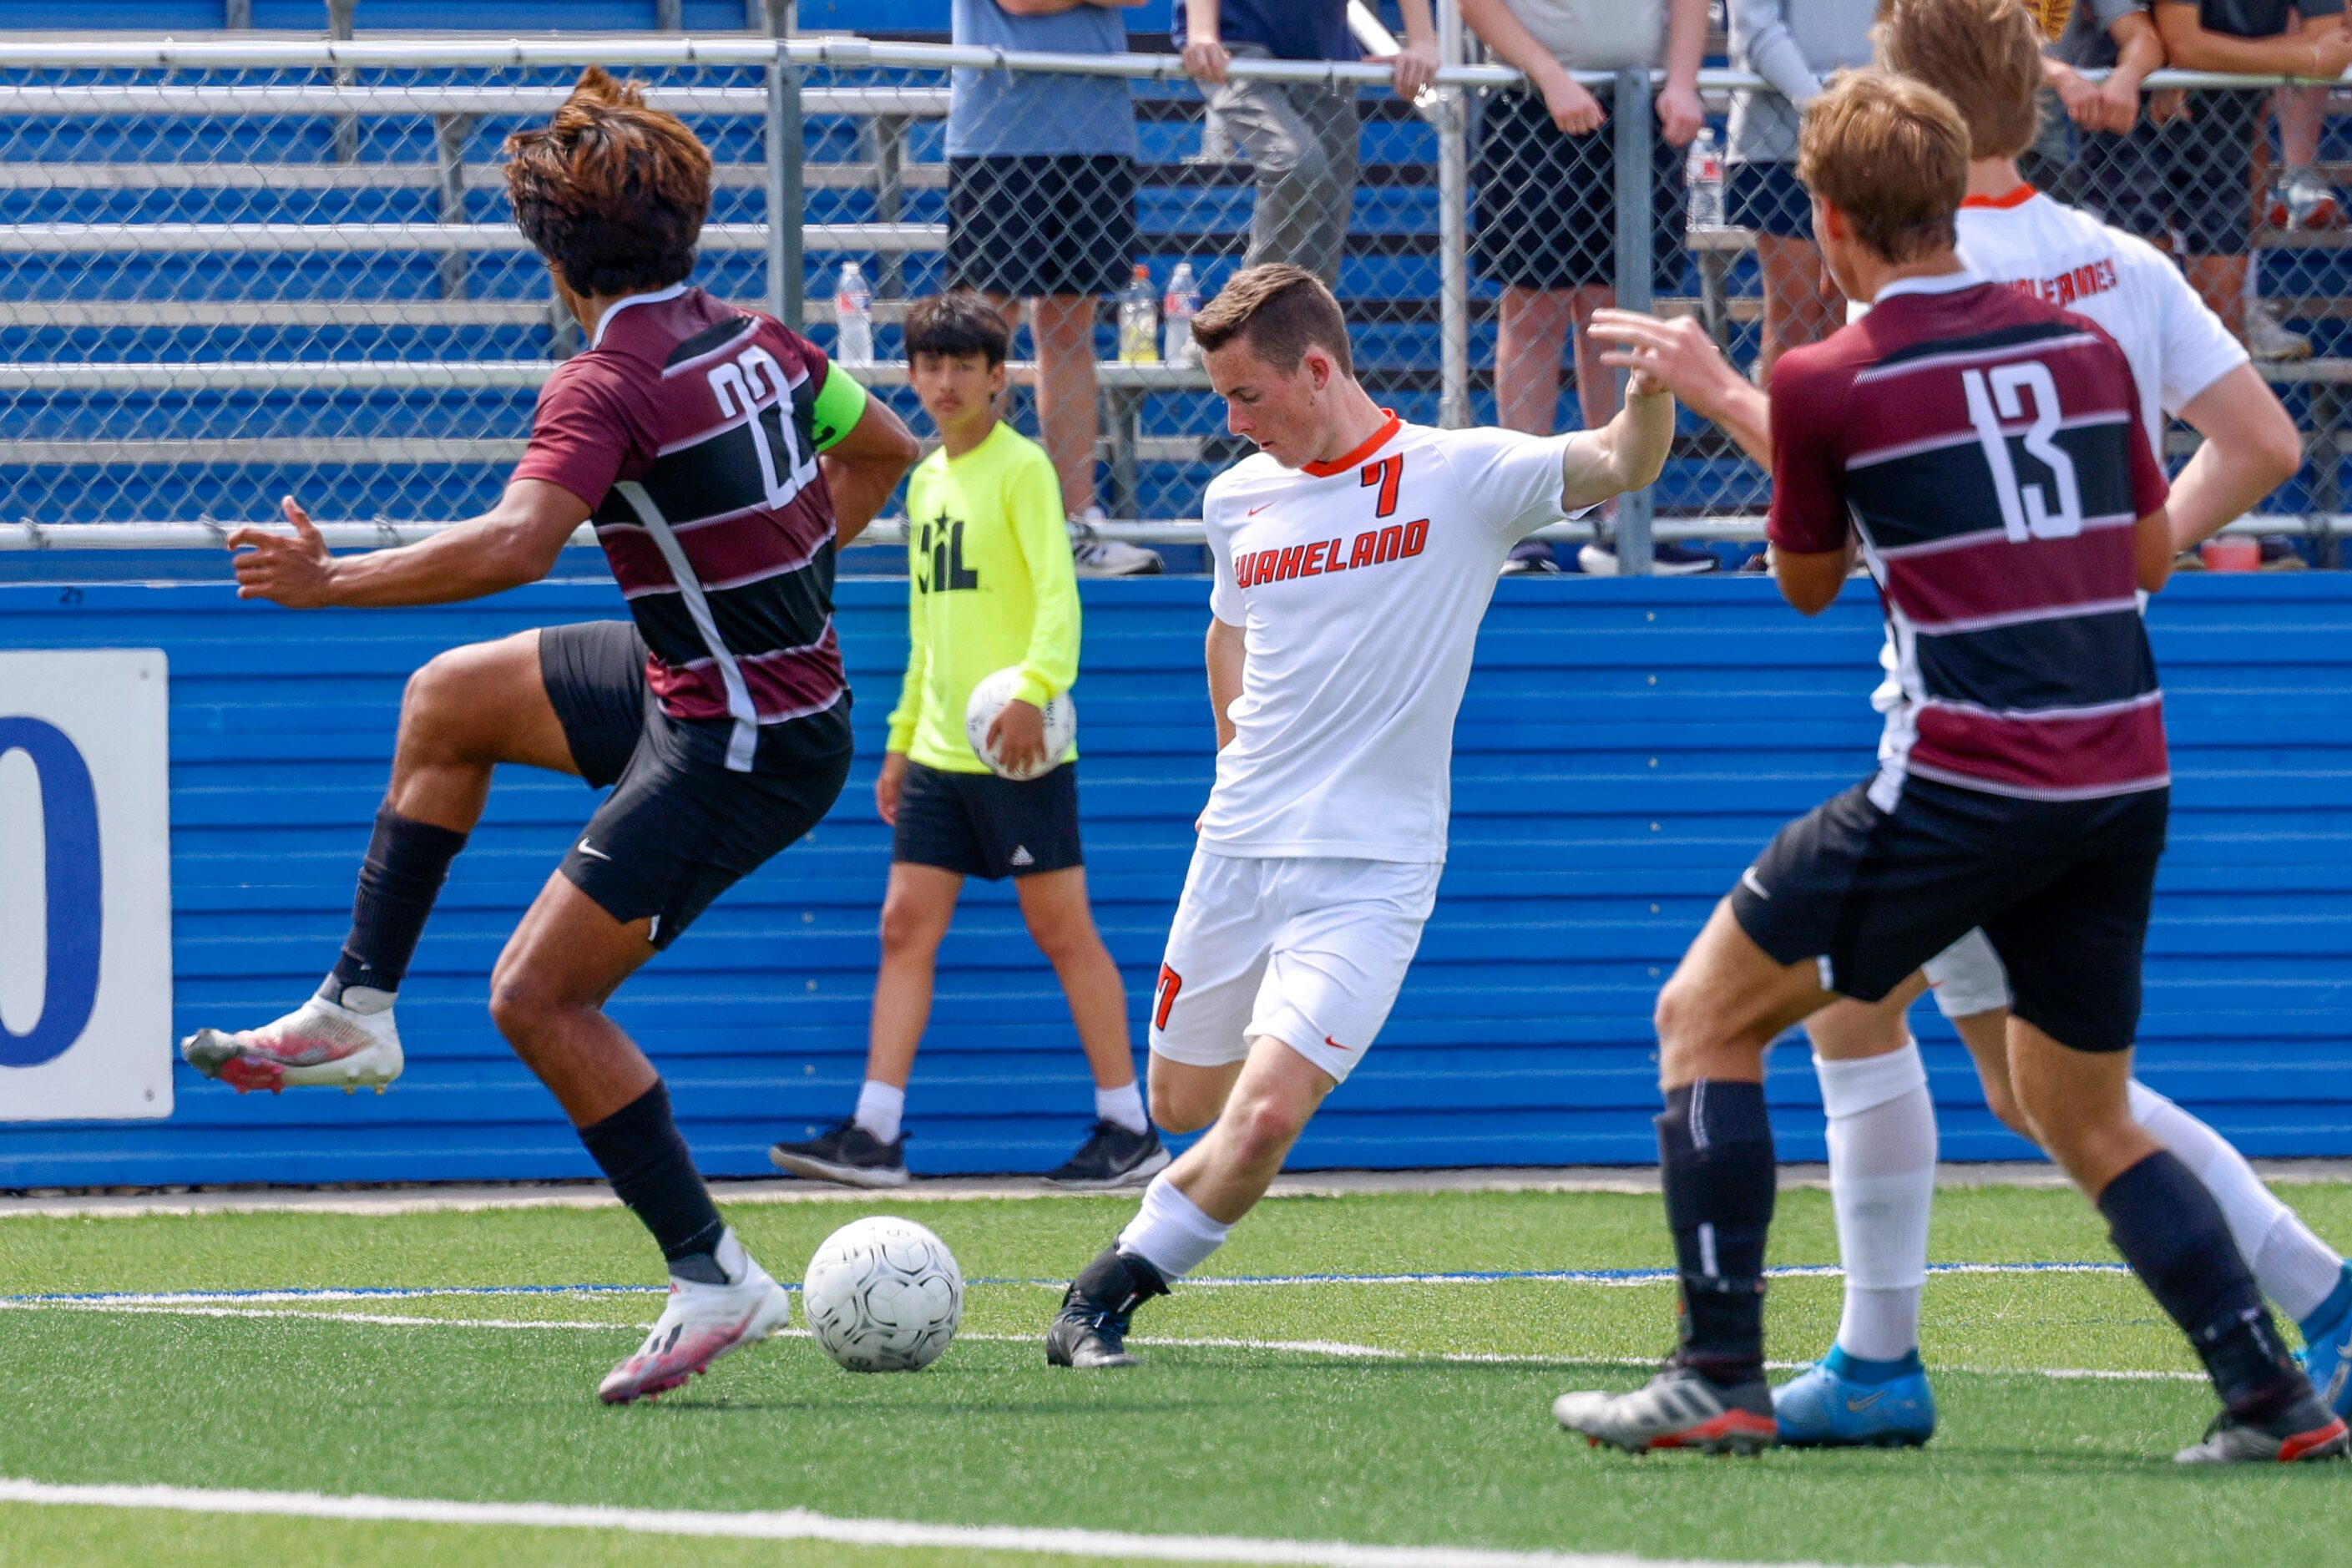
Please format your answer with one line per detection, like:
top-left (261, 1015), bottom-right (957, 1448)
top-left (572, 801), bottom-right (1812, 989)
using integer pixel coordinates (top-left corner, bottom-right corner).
top-left (771, 291), bottom-right (1166, 1190)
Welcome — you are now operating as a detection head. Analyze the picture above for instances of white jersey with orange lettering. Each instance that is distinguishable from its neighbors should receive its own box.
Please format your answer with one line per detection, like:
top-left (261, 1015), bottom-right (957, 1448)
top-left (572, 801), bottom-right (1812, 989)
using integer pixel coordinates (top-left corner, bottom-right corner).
top-left (1196, 411), bottom-right (1584, 863)
top-left (1955, 185), bottom-right (2246, 453)
top-left (1151, 412), bottom-right (1586, 1085)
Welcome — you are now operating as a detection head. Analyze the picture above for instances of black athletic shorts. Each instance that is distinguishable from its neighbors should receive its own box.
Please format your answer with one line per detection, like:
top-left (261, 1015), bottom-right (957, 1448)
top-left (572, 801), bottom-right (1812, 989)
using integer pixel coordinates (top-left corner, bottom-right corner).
top-left (947, 154), bottom-right (1136, 300)
top-left (1470, 88), bottom-right (1685, 293)
top-left (1728, 776), bottom-right (2168, 1054)
top-left (538, 620), bottom-right (851, 948)
top-left (893, 758), bottom-right (1083, 882)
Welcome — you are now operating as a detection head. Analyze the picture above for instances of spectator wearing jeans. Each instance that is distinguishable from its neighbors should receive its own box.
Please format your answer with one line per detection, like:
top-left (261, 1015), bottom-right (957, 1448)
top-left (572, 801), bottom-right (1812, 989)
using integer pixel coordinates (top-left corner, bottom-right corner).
top-left (1726, 0), bottom-right (1876, 378)
top-left (1461, 0), bottom-right (1713, 574)
top-left (1176, 0), bottom-right (1439, 286)
top-left (948, 0), bottom-right (1161, 575)
top-left (2144, 0), bottom-right (2352, 355)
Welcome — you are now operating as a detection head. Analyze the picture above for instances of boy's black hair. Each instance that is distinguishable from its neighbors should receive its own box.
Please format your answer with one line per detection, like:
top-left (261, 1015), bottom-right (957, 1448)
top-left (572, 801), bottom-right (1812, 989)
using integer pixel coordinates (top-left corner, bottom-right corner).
top-left (903, 290), bottom-right (1009, 367)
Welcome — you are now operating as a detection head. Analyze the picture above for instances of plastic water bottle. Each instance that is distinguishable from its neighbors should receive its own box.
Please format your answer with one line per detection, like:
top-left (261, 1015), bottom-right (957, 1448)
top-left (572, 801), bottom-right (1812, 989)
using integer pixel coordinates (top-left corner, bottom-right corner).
top-left (1161, 260), bottom-right (1200, 366)
top-left (1117, 264), bottom-right (1159, 364)
top-left (1686, 127), bottom-right (1725, 230)
top-left (834, 260), bottom-right (873, 365)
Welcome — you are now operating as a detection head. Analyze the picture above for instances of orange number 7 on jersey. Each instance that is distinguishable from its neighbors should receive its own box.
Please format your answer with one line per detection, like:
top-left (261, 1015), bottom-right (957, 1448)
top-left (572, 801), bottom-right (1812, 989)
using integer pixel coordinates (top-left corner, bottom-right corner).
top-left (1360, 454), bottom-right (1404, 518)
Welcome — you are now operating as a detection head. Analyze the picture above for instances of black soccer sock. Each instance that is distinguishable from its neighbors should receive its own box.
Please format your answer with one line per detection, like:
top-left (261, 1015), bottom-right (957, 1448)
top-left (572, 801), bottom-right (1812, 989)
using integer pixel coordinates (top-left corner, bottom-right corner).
top-left (1657, 1079), bottom-right (1777, 1387)
top-left (1075, 1243), bottom-right (1168, 1315)
top-left (324, 807), bottom-right (468, 1002)
top-left (579, 1080), bottom-right (729, 1282)
top-left (2099, 1151), bottom-right (2307, 1424)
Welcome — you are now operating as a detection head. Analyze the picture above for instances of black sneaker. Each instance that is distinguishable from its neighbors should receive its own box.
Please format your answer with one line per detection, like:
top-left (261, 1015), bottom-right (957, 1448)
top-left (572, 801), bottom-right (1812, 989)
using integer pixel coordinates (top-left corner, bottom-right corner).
top-left (1577, 539), bottom-right (1722, 577)
top-left (767, 1119), bottom-right (908, 1188)
top-left (1044, 1121), bottom-right (1171, 1191)
top-left (1500, 539), bottom-right (1560, 577)
top-left (1045, 1246), bottom-right (1168, 1368)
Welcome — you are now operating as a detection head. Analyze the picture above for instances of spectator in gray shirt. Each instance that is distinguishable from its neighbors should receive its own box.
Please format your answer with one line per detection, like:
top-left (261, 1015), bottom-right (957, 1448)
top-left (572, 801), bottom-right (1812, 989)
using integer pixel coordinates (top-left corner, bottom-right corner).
top-left (1726, 0), bottom-right (1875, 377)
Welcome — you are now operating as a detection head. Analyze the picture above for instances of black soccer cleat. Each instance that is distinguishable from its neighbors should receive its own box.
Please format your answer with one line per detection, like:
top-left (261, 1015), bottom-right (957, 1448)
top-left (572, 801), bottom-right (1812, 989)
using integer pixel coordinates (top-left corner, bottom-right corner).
top-left (2175, 1387), bottom-right (2352, 1464)
top-left (767, 1119), bottom-right (909, 1189)
top-left (1045, 1245), bottom-right (1168, 1368)
top-left (1044, 1121), bottom-right (1171, 1191)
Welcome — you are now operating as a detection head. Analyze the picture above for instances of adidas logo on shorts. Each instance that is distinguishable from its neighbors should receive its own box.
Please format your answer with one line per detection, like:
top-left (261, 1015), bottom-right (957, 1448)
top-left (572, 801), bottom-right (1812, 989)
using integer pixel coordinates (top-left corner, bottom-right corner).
top-left (1009, 846), bottom-right (1035, 868)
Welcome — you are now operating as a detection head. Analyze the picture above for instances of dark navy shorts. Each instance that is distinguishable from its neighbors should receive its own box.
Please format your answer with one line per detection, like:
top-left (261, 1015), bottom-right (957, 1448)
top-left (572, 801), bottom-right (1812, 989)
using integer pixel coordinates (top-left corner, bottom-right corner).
top-left (1726, 159), bottom-right (1813, 239)
top-left (539, 620), bottom-right (849, 947)
top-left (893, 758), bottom-right (1084, 882)
top-left (1729, 775), bottom-right (2167, 1053)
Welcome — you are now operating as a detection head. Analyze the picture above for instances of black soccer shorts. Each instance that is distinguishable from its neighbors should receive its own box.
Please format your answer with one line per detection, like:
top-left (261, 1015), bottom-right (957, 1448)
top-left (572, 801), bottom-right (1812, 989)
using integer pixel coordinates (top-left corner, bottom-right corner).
top-left (538, 620), bottom-right (849, 948)
top-left (892, 759), bottom-right (1084, 882)
top-left (1728, 775), bottom-right (2168, 1054)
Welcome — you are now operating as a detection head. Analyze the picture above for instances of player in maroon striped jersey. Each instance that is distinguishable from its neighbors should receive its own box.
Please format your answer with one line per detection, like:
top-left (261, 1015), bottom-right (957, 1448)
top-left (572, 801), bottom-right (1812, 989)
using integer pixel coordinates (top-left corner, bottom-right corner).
top-left (182, 68), bottom-right (919, 1404)
top-left (1552, 68), bottom-right (2344, 1464)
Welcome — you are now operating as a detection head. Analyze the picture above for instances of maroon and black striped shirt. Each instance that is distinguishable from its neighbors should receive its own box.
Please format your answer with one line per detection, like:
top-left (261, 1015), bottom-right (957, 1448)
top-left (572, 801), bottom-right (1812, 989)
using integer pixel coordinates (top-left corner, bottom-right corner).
top-left (513, 285), bottom-right (846, 772)
top-left (1768, 272), bottom-right (2172, 807)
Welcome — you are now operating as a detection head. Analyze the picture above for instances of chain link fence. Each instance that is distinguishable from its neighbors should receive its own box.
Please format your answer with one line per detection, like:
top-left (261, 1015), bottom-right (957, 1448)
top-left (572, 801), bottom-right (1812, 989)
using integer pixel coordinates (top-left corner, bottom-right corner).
top-left (0, 37), bottom-right (2340, 569)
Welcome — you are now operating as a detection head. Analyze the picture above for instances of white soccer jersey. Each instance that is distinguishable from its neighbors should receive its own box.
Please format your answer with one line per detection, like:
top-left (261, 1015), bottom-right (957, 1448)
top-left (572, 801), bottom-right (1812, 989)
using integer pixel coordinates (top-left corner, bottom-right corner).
top-left (1954, 185), bottom-right (2248, 453)
top-left (1197, 412), bottom-right (1581, 862)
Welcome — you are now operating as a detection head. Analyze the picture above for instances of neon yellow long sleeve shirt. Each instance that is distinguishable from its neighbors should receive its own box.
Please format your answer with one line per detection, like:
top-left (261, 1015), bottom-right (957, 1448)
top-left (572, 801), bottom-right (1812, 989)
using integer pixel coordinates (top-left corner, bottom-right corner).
top-left (885, 420), bottom-right (1082, 773)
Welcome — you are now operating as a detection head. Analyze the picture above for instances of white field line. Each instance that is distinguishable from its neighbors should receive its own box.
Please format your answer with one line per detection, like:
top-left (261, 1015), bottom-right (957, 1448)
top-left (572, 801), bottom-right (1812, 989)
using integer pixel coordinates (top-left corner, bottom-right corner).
top-left (1, 1260), bottom-right (2133, 1309)
top-left (0, 1477), bottom-right (1905, 1568)
top-left (0, 1296), bottom-right (2206, 1383)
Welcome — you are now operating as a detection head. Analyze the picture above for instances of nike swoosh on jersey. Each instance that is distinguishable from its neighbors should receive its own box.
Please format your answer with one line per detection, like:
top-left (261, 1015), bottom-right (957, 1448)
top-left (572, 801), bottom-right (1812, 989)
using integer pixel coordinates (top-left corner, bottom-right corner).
top-left (577, 838), bottom-right (613, 862)
top-left (1323, 1034), bottom-right (1353, 1052)
top-left (1247, 503), bottom-right (1274, 516)
top-left (1740, 867), bottom-right (1771, 900)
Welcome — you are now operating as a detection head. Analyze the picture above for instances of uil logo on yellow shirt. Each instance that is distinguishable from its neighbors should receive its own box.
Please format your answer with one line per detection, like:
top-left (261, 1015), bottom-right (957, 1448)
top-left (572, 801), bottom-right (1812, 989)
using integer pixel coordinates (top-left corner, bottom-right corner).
top-left (914, 513), bottom-right (981, 594)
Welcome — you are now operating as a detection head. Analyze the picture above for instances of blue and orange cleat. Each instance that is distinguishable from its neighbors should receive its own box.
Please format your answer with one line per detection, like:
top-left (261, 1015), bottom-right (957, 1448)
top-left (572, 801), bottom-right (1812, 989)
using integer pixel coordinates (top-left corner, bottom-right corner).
top-left (1773, 1348), bottom-right (1937, 1449)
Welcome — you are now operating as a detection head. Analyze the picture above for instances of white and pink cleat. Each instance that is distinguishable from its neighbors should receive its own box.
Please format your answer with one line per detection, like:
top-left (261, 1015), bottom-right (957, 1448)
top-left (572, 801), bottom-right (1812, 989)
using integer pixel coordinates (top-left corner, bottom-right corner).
top-left (180, 987), bottom-right (404, 1094)
top-left (599, 1231), bottom-right (795, 1404)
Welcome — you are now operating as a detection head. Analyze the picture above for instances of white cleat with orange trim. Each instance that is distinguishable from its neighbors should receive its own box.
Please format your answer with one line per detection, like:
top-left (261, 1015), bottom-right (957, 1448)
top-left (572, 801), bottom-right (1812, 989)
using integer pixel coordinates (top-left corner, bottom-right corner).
top-left (1553, 1363), bottom-right (1778, 1456)
top-left (599, 1231), bottom-right (794, 1405)
top-left (180, 987), bottom-right (403, 1094)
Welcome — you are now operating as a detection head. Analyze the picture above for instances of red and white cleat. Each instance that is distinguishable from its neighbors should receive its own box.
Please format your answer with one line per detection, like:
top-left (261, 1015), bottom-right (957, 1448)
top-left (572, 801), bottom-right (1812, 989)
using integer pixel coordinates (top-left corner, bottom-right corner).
top-left (180, 989), bottom-right (403, 1094)
top-left (1553, 1363), bottom-right (1778, 1455)
top-left (599, 1232), bottom-right (794, 1405)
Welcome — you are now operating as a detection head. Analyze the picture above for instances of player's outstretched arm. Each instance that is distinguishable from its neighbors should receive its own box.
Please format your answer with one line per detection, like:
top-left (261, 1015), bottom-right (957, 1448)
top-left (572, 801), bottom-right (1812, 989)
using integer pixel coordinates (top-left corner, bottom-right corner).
top-left (821, 392), bottom-right (921, 550)
top-left (1587, 309), bottom-right (1771, 468)
top-left (225, 479), bottom-right (590, 609)
top-left (2168, 366), bottom-right (2304, 551)
top-left (1557, 372), bottom-right (1675, 512)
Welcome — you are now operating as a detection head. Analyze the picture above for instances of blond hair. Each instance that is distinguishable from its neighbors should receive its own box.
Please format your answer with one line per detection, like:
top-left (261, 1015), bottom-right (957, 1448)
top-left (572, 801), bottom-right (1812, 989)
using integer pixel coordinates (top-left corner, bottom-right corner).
top-left (1797, 69), bottom-right (1972, 263)
top-left (1876, 0), bottom-right (2046, 161)
top-left (1191, 263), bottom-right (1354, 377)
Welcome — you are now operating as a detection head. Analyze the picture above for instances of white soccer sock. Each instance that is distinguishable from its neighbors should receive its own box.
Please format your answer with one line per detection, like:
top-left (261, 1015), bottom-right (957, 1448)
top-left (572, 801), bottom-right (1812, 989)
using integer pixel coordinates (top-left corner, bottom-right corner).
top-left (2128, 1080), bottom-right (2344, 1323)
top-left (1095, 1080), bottom-right (1148, 1135)
top-left (1818, 1042), bottom-right (1938, 1364)
top-left (1116, 1171), bottom-right (1232, 1281)
top-left (852, 1080), bottom-right (905, 1146)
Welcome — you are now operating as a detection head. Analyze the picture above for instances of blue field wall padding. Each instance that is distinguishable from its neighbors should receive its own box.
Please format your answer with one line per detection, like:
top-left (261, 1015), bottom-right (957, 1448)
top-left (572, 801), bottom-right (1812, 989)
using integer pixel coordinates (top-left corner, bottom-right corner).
top-left (2, 573), bottom-right (2349, 1187)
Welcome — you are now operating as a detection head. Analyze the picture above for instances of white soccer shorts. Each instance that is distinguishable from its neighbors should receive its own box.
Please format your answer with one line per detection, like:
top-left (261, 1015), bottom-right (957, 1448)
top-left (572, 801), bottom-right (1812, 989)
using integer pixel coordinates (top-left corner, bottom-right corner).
top-left (1922, 927), bottom-right (2011, 1020)
top-left (1148, 848), bottom-right (1441, 1085)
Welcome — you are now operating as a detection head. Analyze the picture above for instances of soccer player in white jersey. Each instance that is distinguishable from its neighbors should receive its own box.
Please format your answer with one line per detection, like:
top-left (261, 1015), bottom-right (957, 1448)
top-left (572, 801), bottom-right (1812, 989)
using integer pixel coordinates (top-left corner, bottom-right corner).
top-left (1043, 264), bottom-right (1674, 1367)
top-left (1589, 0), bottom-right (2352, 1449)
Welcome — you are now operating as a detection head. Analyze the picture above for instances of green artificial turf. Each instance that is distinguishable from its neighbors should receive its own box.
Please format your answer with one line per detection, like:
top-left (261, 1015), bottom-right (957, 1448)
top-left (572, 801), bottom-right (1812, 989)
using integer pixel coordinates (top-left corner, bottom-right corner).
top-left (3, 1185), bottom-right (2351, 1567)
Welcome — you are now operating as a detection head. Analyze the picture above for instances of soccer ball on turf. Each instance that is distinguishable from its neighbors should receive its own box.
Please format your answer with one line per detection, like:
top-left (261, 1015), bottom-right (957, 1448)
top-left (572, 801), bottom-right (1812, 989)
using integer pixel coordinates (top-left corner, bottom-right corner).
top-left (802, 1216), bottom-right (964, 1372)
top-left (964, 665), bottom-right (1076, 781)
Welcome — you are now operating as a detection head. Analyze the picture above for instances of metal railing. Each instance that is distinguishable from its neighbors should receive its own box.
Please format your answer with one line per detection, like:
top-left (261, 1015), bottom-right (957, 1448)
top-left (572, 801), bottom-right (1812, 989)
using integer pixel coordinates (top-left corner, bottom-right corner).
top-left (0, 33), bottom-right (2342, 567)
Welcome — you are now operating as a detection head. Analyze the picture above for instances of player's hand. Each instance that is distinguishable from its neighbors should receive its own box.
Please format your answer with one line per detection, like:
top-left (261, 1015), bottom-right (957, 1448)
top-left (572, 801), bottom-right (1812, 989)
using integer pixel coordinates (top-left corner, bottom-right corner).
top-left (1183, 38), bottom-right (1231, 87)
top-left (988, 699), bottom-right (1049, 777)
top-left (875, 751), bottom-right (907, 826)
top-left (1537, 64), bottom-right (1606, 134)
top-left (226, 496), bottom-right (338, 607)
top-left (1377, 37), bottom-right (1439, 100)
top-left (1587, 310), bottom-right (1740, 418)
top-left (1654, 80), bottom-right (1704, 147)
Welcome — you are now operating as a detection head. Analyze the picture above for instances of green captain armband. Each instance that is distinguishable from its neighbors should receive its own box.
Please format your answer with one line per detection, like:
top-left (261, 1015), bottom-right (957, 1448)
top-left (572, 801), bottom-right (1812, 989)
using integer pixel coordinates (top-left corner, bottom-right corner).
top-left (809, 362), bottom-right (869, 452)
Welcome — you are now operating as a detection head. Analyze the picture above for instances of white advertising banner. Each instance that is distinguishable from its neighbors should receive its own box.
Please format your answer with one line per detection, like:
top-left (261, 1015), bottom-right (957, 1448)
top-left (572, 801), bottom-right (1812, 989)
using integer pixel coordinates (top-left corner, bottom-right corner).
top-left (0, 649), bottom-right (173, 1121)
